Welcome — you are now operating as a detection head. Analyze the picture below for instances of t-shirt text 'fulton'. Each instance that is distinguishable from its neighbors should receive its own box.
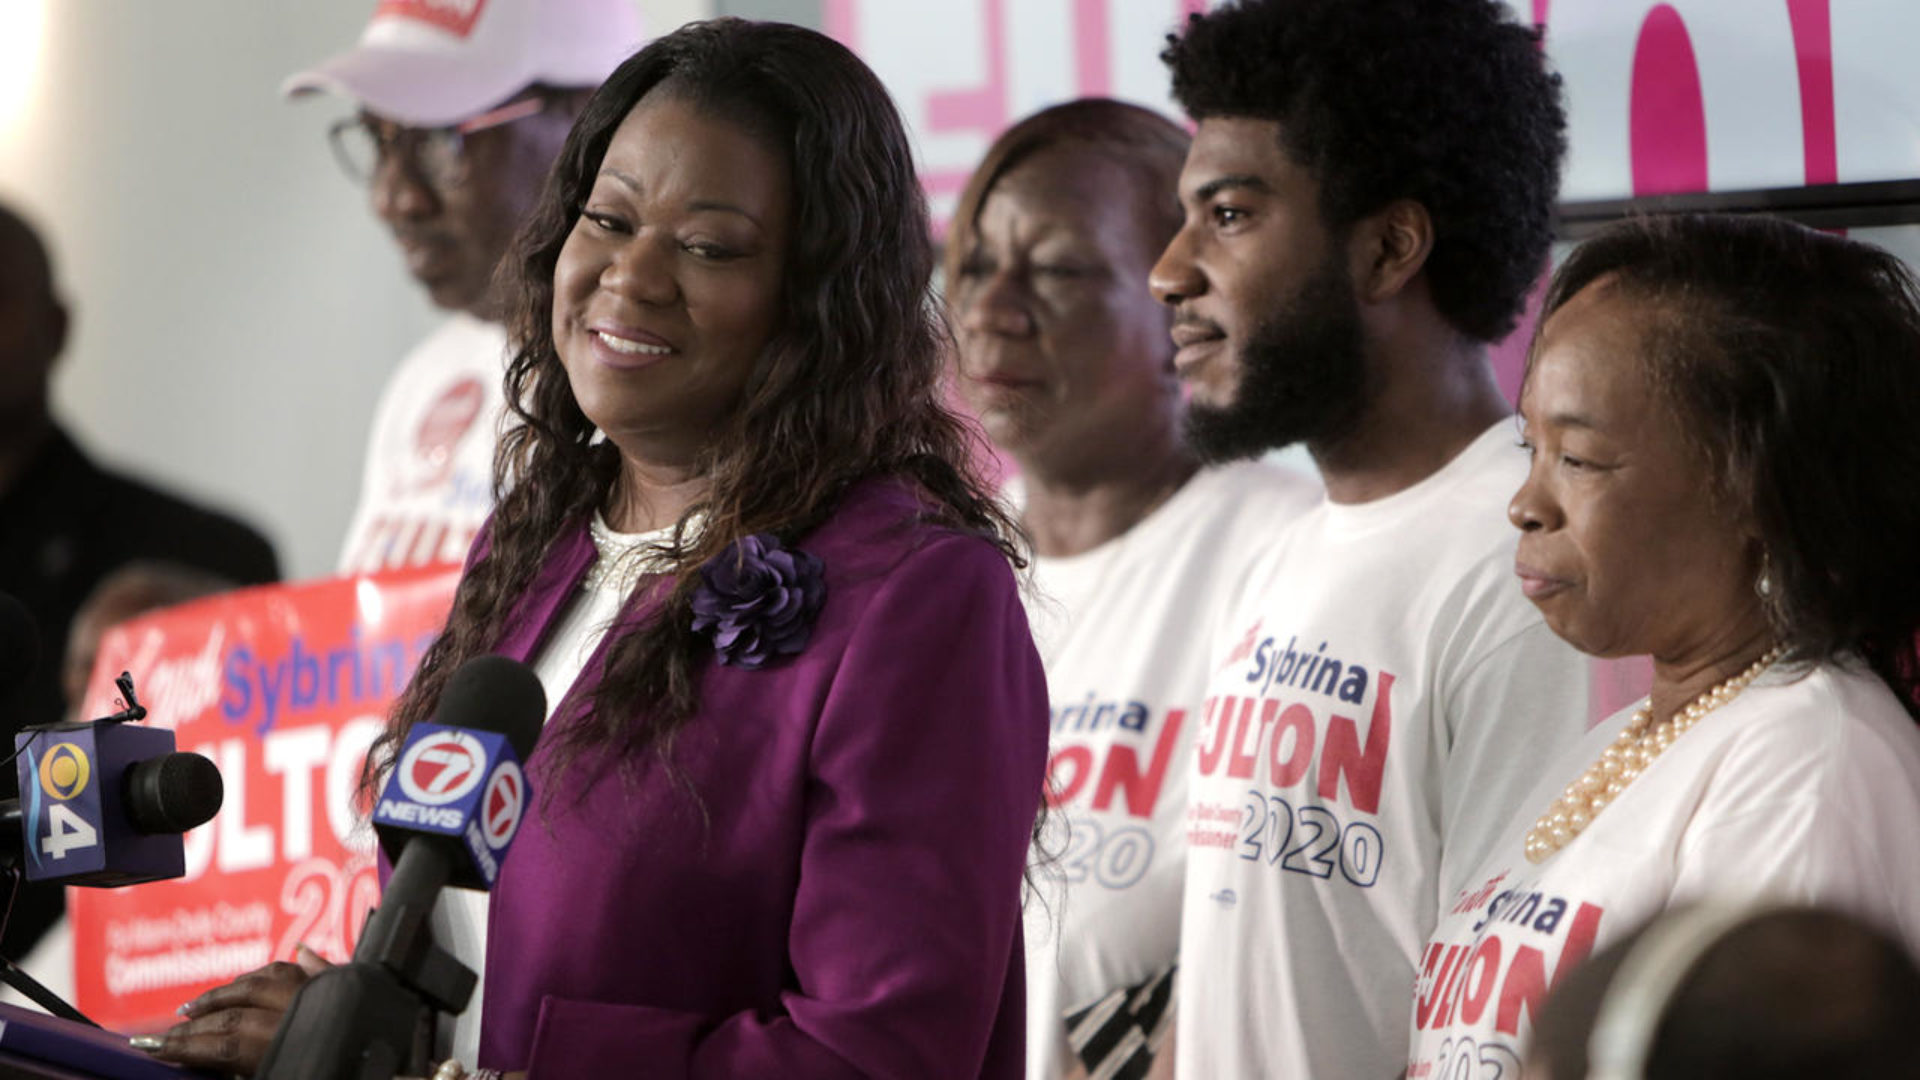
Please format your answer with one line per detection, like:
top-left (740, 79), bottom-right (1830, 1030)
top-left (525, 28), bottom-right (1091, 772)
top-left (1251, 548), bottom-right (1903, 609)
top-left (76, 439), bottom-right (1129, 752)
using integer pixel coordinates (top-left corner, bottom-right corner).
top-left (1178, 423), bottom-right (1592, 1080)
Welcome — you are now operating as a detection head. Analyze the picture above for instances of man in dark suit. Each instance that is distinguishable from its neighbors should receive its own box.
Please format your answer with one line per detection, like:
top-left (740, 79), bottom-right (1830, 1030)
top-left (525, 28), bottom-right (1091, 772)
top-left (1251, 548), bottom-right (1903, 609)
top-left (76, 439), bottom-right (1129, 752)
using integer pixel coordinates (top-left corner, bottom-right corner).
top-left (0, 200), bottom-right (280, 960)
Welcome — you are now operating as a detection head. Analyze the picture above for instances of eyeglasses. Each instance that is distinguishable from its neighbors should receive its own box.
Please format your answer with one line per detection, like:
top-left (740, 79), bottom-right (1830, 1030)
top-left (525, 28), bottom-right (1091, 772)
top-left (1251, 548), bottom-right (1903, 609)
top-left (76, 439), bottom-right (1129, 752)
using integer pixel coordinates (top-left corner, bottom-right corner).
top-left (327, 96), bottom-right (549, 190)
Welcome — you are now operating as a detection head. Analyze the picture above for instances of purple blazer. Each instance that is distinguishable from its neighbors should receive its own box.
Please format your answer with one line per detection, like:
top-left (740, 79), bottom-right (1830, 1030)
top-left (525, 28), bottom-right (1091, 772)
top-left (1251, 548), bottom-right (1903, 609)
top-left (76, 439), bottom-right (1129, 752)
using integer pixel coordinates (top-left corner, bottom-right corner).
top-left (471, 480), bottom-right (1049, 1078)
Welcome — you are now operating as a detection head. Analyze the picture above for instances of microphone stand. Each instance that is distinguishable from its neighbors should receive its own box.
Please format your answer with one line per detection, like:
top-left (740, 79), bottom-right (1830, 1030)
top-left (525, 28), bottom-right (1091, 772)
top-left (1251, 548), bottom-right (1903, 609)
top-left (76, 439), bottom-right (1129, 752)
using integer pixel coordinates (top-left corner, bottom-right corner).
top-left (0, 862), bottom-right (97, 1027)
top-left (255, 850), bottom-right (475, 1080)
top-left (258, 657), bottom-right (544, 1079)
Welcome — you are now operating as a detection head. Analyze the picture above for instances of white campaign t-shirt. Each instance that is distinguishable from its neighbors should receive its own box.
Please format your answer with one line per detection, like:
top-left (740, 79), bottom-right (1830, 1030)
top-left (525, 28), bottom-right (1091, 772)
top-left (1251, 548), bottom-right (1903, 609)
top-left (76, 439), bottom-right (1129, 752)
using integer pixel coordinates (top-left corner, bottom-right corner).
top-left (337, 315), bottom-right (509, 574)
top-left (1406, 660), bottom-right (1920, 1079)
top-left (1177, 422), bottom-right (1592, 1080)
top-left (1017, 461), bottom-right (1320, 1080)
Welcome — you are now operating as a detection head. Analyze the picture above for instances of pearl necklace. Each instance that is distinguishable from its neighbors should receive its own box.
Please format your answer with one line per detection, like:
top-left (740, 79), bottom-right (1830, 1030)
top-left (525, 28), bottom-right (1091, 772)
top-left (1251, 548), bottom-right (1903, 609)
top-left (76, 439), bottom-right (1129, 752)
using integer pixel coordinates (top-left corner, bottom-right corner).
top-left (1523, 645), bottom-right (1784, 864)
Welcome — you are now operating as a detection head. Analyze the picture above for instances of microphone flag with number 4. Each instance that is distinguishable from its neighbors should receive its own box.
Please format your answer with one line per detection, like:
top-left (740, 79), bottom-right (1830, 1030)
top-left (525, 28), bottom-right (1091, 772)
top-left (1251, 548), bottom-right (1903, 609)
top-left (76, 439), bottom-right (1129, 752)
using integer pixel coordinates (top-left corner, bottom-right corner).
top-left (15, 723), bottom-right (196, 886)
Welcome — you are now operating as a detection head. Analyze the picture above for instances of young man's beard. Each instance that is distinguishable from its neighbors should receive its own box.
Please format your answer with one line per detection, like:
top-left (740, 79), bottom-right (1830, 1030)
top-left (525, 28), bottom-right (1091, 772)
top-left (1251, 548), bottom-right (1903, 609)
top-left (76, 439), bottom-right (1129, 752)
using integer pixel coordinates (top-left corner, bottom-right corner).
top-left (1182, 255), bottom-right (1370, 463)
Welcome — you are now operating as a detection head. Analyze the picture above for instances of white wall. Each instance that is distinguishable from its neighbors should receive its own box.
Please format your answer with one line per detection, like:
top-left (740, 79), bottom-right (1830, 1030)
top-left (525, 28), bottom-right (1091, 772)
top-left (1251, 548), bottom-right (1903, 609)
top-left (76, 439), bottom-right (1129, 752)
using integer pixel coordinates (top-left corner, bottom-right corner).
top-left (0, 0), bottom-right (708, 582)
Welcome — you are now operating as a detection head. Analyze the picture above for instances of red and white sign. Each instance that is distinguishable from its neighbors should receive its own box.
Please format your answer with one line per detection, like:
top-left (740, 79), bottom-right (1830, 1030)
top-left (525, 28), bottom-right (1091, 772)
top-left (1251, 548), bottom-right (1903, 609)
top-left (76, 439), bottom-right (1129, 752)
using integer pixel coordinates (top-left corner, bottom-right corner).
top-left (68, 566), bottom-right (460, 1032)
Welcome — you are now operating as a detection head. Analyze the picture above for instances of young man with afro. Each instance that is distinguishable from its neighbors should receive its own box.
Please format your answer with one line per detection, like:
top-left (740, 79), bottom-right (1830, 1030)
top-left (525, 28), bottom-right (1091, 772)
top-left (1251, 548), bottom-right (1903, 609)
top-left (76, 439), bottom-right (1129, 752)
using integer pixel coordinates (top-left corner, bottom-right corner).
top-left (1146, 1), bottom-right (1591, 1074)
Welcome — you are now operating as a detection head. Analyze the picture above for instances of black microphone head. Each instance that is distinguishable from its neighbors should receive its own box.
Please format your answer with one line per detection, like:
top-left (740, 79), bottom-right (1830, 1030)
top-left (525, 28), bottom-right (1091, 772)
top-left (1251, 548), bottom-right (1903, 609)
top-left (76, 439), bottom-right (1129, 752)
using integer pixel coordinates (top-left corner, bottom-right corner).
top-left (0, 591), bottom-right (40, 695)
top-left (432, 655), bottom-right (546, 761)
top-left (123, 751), bottom-right (223, 834)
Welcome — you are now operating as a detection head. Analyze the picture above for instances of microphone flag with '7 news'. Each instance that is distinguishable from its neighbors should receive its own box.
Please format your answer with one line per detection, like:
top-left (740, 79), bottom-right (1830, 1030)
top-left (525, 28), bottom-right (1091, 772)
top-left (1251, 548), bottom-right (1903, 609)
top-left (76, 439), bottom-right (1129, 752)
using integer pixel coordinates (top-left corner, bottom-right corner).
top-left (370, 655), bottom-right (543, 890)
top-left (15, 722), bottom-right (223, 887)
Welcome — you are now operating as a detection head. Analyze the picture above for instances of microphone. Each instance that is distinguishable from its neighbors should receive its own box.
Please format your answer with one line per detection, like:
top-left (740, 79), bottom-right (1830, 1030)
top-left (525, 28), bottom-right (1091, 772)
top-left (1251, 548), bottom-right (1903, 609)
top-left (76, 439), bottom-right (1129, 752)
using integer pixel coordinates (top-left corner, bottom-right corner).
top-left (124, 751), bottom-right (223, 835)
top-left (257, 655), bottom-right (546, 1080)
top-left (368, 653), bottom-right (545, 890)
top-left (1, 752), bottom-right (222, 842)
top-left (12, 718), bottom-right (224, 887)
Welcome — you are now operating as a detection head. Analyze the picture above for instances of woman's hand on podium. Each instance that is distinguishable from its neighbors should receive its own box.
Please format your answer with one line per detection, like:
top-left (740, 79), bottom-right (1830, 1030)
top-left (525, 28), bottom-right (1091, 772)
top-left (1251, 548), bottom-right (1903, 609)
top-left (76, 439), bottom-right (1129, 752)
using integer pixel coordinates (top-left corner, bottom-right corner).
top-left (128, 943), bottom-right (332, 1075)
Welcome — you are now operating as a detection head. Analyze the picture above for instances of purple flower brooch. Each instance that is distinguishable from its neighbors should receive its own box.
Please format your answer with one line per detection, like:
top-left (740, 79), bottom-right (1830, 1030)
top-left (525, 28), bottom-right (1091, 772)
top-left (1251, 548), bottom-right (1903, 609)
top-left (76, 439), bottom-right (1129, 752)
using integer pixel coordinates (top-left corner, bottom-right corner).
top-left (691, 533), bottom-right (827, 669)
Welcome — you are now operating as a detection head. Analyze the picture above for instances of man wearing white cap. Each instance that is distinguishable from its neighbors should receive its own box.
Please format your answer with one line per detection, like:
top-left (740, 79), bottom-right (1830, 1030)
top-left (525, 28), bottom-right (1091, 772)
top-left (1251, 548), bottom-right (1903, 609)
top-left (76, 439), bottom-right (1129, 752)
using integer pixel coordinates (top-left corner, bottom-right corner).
top-left (286, 0), bottom-right (642, 574)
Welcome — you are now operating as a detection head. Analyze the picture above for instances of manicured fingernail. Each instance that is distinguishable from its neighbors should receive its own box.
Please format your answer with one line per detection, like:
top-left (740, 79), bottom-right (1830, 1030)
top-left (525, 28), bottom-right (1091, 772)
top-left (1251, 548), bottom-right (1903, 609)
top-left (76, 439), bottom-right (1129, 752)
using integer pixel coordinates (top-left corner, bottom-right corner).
top-left (129, 1035), bottom-right (163, 1051)
top-left (176, 1000), bottom-right (196, 1017)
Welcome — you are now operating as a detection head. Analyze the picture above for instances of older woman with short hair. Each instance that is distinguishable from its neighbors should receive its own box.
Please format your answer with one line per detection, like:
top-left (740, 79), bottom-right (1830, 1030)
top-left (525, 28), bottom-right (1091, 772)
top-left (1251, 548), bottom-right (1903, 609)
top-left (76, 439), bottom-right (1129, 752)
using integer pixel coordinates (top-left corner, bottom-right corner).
top-left (1404, 213), bottom-right (1920, 1076)
top-left (946, 100), bottom-right (1317, 1080)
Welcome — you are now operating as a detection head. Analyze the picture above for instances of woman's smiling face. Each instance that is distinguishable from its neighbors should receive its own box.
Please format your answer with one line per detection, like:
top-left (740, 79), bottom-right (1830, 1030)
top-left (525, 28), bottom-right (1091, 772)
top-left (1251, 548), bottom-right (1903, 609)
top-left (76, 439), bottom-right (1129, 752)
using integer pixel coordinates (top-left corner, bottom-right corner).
top-left (552, 92), bottom-right (793, 466)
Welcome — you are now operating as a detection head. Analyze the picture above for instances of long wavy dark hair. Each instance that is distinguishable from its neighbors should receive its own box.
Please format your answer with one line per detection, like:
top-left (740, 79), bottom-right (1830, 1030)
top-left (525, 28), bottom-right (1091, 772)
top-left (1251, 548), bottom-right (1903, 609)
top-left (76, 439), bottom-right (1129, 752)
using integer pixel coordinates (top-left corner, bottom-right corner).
top-left (1535, 213), bottom-right (1920, 718)
top-left (373, 19), bottom-right (1022, 783)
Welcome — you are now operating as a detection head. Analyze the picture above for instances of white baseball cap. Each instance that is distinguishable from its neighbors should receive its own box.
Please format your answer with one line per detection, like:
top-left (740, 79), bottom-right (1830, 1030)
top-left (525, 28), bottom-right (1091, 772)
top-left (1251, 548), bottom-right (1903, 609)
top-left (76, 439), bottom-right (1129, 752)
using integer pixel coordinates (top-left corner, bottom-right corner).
top-left (283, 0), bottom-right (644, 128)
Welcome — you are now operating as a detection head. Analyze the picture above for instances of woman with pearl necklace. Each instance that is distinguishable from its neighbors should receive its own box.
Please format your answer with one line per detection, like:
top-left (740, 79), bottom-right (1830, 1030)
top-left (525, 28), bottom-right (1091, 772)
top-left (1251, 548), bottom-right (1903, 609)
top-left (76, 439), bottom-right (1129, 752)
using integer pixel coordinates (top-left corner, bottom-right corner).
top-left (1404, 212), bottom-right (1920, 1077)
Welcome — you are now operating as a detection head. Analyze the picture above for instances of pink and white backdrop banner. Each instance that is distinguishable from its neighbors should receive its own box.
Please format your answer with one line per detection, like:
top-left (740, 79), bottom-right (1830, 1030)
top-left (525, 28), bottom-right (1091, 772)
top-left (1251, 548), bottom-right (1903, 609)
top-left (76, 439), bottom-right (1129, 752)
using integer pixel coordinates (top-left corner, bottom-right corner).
top-left (825, 0), bottom-right (1920, 230)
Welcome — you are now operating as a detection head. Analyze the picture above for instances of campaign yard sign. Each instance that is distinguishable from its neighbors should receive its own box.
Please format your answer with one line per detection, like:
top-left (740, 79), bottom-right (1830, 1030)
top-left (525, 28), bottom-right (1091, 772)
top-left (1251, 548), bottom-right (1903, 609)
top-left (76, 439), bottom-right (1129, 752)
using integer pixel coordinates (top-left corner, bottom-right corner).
top-left (66, 568), bottom-right (459, 1031)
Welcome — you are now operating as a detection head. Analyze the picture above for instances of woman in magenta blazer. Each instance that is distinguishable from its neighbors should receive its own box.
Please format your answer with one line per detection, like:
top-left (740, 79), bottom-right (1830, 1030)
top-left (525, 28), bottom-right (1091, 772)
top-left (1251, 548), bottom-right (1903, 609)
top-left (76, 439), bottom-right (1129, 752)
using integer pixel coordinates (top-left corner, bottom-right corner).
top-left (148, 19), bottom-right (1047, 1079)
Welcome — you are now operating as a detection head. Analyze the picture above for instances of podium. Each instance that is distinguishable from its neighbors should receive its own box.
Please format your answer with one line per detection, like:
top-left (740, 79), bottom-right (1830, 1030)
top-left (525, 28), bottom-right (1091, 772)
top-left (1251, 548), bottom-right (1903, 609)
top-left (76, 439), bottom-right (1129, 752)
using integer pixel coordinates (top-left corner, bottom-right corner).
top-left (0, 1005), bottom-right (210, 1079)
